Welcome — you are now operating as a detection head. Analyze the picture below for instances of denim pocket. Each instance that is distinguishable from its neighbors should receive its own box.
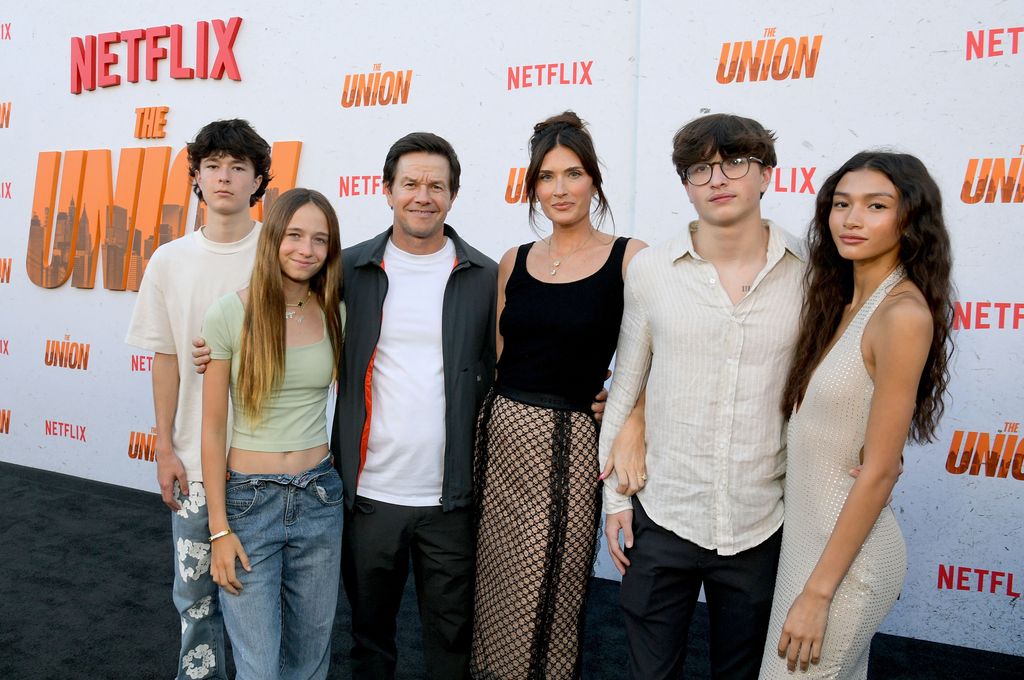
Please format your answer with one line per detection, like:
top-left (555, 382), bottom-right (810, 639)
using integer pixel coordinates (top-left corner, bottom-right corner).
top-left (311, 470), bottom-right (343, 507)
top-left (225, 480), bottom-right (260, 520)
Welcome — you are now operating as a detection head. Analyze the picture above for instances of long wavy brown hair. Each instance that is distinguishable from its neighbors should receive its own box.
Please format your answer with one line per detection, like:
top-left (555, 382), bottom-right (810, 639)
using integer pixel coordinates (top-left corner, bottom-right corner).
top-left (237, 188), bottom-right (344, 422)
top-left (781, 151), bottom-right (954, 443)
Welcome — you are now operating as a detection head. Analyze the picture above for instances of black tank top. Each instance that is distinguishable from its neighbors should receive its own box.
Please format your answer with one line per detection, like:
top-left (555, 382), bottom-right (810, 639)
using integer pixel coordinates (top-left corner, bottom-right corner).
top-left (496, 236), bottom-right (629, 407)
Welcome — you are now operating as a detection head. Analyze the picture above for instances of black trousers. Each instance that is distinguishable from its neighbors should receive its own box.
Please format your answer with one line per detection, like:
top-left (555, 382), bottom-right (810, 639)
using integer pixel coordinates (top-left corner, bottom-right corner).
top-left (342, 497), bottom-right (474, 680)
top-left (619, 499), bottom-right (782, 680)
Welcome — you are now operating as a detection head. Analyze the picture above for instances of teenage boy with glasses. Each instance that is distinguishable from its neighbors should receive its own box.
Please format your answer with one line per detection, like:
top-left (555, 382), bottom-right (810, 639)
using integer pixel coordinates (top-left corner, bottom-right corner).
top-left (599, 113), bottom-right (805, 679)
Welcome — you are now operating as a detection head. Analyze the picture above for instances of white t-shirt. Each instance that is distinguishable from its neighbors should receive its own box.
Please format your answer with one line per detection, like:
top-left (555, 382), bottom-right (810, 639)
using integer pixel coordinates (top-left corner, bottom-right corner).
top-left (358, 237), bottom-right (454, 506)
top-left (125, 224), bottom-right (261, 482)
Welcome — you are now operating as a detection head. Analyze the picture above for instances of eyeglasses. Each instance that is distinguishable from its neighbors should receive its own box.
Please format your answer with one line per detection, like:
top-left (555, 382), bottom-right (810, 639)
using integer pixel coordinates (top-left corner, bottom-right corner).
top-left (684, 157), bottom-right (766, 186)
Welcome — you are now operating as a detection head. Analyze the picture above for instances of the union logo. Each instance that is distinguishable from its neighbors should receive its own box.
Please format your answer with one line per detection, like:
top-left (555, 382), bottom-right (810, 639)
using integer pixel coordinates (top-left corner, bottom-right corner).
top-left (128, 428), bottom-right (158, 462)
top-left (0, 101), bottom-right (10, 128)
top-left (716, 28), bottom-right (822, 84)
top-left (44, 335), bottom-right (91, 371)
top-left (0, 258), bottom-right (11, 283)
top-left (135, 106), bottom-right (169, 139)
top-left (960, 156), bottom-right (1024, 204)
top-left (25, 140), bottom-right (301, 290)
top-left (340, 64), bottom-right (412, 108)
top-left (0, 409), bottom-right (9, 434)
top-left (505, 168), bottom-right (528, 204)
top-left (945, 422), bottom-right (1024, 480)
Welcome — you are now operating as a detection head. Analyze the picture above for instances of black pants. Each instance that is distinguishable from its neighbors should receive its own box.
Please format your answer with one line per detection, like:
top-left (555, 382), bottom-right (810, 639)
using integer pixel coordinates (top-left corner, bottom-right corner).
top-left (341, 496), bottom-right (474, 680)
top-left (619, 499), bottom-right (782, 680)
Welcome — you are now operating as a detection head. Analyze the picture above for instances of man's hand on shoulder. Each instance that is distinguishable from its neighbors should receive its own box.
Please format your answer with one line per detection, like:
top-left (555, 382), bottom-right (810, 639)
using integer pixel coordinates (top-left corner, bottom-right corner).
top-left (192, 337), bottom-right (211, 374)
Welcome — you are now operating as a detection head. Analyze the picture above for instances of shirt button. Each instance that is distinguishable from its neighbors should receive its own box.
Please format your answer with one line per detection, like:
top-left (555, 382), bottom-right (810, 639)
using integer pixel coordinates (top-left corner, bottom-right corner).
top-left (709, 278), bottom-right (716, 285)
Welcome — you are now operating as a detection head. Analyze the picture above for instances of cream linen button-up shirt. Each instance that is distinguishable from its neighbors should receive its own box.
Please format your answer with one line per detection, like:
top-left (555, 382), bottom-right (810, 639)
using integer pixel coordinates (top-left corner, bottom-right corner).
top-left (599, 220), bottom-right (805, 556)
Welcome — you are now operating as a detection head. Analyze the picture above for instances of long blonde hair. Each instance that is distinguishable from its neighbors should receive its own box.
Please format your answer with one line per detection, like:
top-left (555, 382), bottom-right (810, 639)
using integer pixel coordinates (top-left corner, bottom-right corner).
top-left (237, 188), bottom-right (344, 422)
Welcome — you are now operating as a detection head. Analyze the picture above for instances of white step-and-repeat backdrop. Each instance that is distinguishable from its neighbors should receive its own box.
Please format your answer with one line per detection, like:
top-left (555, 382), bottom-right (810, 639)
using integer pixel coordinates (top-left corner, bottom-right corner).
top-left (0, 1), bottom-right (1020, 656)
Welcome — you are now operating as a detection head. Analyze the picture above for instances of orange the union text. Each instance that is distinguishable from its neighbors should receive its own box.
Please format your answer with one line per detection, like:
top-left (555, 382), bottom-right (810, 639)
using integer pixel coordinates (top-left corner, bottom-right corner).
top-left (25, 141), bottom-right (301, 290)
top-left (716, 33), bottom-right (822, 83)
top-left (945, 424), bottom-right (1024, 480)
top-left (505, 168), bottom-right (528, 204)
top-left (961, 157), bottom-right (1024, 204)
top-left (128, 429), bottom-right (158, 462)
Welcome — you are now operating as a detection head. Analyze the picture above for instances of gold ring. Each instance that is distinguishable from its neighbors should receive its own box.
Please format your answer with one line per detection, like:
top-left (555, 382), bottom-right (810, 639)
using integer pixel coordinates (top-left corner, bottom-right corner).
top-left (640, 474), bottom-right (648, 482)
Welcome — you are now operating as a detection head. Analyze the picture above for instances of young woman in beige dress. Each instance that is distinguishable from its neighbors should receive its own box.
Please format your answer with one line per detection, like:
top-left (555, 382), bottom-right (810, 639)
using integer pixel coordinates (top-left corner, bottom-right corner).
top-left (759, 151), bottom-right (953, 678)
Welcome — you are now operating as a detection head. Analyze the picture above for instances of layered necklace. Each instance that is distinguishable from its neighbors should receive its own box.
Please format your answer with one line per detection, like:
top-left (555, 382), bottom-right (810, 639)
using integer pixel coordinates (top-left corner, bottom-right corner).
top-left (285, 290), bottom-right (311, 323)
top-left (546, 229), bottom-right (594, 277)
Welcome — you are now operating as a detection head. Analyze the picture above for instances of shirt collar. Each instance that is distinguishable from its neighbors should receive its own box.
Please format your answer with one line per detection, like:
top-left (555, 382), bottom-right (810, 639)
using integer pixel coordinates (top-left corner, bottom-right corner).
top-left (670, 219), bottom-right (806, 263)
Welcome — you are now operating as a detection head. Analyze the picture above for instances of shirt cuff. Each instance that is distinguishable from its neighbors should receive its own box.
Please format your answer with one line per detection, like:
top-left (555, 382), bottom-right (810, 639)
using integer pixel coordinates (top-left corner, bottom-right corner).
top-left (603, 488), bottom-right (633, 515)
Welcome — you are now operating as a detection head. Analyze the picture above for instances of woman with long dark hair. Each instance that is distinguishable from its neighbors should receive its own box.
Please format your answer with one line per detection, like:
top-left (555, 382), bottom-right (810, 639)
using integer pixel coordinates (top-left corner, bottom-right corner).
top-left (471, 112), bottom-right (645, 678)
top-left (760, 152), bottom-right (953, 678)
top-left (200, 188), bottom-right (345, 679)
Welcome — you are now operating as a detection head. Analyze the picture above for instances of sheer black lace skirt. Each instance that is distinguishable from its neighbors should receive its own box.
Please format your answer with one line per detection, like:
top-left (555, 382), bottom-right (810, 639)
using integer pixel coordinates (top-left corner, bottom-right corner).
top-left (471, 390), bottom-right (602, 680)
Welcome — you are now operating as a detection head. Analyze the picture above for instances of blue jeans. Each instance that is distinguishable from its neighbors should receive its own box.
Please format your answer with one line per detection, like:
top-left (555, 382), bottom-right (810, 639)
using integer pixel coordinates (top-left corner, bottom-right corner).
top-left (171, 481), bottom-right (228, 680)
top-left (219, 457), bottom-right (343, 680)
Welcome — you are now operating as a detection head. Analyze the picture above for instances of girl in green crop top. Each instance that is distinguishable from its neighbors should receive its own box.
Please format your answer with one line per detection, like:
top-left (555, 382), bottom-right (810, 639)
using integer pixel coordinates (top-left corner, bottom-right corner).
top-left (200, 188), bottom-right (345, 679)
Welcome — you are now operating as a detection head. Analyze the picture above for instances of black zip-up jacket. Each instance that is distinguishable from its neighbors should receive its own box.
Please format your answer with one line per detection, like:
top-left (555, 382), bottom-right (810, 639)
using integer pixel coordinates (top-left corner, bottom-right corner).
top-left (331, 225), bottom-right (497, 512)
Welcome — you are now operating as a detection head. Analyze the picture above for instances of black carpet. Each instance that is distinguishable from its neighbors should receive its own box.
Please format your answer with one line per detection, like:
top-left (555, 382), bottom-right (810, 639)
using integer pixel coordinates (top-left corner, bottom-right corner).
top-left (1, 461), bottom-right (1021, 679)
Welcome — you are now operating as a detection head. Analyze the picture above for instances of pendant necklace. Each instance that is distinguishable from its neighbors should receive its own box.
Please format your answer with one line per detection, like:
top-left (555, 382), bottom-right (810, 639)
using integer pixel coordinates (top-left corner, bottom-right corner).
top-left (285, 290), bottom-right (311, 323)
top-left (547, 229), bottom-right (594, 276)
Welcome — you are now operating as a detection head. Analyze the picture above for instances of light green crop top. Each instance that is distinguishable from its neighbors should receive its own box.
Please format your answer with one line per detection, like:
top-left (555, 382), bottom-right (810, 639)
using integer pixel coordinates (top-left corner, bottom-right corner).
top-left (203, 292), bottom-right (336, 452)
